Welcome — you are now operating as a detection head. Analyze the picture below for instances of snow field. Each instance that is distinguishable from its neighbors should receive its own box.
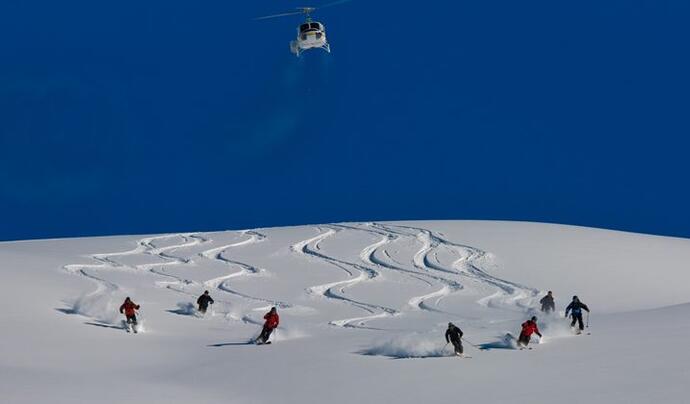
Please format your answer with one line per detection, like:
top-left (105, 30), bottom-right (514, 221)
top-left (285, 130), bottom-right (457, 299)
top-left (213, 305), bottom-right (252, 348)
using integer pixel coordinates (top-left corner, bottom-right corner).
top-left (2, 221), bottom-right (690, 404)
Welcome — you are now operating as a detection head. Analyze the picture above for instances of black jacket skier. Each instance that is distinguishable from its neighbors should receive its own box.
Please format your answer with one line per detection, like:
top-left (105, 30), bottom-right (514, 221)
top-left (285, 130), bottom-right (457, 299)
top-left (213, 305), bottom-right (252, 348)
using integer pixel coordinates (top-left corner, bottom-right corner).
top-left (197, 290), bottom-right (214, 314)
top-left (540, 291), bottom-right (555, 313)
top-left (565, 296), bottom-right (590, 331)
top-left (445, 322), bottom-right (464, 355)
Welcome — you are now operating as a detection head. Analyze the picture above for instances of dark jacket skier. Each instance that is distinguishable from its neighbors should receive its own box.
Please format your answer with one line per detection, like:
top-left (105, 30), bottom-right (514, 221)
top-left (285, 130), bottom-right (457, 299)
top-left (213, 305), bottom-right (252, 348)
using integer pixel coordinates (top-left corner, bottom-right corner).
top-left (197, 290), bottom-right (214, 314)
top-left (518, 316), bottom-right (542, 347)
top-left (445, 322), bottom-right (464, 355)
top-left (540, 291), bottom-right (555, 313)
top-left (565, 296), bottom-right (590, 331)
top-left (119, 297), bottom-right (140, 325)
top-left (257, 307), bottom-right (280, 344)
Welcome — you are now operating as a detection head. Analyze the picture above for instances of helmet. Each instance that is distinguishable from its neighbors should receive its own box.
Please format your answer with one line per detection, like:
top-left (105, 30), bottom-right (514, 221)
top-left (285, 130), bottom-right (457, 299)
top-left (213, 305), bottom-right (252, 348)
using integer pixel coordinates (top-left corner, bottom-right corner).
top-left (531, 316), bottom-right (537, 321)
top-left (204, 290), bottom-right (209, 294)
top-left (573, 295), bottom-right (579, 301)
top-left (448, 322), bottom-right (454, 327)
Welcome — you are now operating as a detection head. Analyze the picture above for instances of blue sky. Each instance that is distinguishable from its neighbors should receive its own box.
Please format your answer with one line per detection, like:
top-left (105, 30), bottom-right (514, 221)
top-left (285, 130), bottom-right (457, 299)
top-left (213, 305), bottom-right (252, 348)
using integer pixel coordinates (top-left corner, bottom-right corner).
top-left (1, 0), bottom-right (689, 241)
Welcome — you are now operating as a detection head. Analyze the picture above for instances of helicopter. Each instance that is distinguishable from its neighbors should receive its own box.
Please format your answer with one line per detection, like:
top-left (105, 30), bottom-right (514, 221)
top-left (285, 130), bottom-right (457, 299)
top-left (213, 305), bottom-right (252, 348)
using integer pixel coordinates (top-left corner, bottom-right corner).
top-left (255, 1), bottom-right (349, 56)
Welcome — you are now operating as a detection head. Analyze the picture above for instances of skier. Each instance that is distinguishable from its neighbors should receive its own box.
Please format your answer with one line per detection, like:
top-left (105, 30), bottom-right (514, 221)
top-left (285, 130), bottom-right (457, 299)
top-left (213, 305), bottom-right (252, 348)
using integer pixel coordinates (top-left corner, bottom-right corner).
top-left (256, 307), bottom-right (279, 344)
top-left (565, 295), bottom-right (590, 333)
top-left (445, 322), bottom-right (464, 356)
top-left (518, 316), bottom-right (542, 348)
top-left (119, 297), bottom-right (140, 332)
top-left (196, 290), bottom-right (214, 314)
top-left (540, 291), bottom-right (555, 313)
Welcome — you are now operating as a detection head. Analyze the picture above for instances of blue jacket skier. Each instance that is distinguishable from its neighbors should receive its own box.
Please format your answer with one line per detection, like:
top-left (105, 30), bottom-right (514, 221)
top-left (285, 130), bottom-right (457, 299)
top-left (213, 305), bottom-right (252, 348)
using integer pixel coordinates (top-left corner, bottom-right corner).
top-left (565, 296), bottom-right (590, 332)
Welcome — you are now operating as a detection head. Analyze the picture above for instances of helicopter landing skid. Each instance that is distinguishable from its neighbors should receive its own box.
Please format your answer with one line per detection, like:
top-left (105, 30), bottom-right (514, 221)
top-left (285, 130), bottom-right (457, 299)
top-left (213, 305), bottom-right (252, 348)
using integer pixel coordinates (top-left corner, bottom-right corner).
top-left (290, 42), bottom-right (331, 57)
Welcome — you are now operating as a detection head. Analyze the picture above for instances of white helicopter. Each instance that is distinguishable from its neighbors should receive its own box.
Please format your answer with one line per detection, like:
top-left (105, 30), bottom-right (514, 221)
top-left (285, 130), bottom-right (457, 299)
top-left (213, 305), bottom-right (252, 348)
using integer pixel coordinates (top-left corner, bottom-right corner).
top-left (255, 1), bottom-right (349, 56)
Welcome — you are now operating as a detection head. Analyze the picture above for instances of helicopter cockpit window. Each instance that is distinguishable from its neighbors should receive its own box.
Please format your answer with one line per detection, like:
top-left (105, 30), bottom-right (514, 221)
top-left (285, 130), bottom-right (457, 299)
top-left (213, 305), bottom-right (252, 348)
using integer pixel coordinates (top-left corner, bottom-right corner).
top-left (310, 23), bottom-right (321, 29)
top-left (300, 24), bottom-right (310, 32)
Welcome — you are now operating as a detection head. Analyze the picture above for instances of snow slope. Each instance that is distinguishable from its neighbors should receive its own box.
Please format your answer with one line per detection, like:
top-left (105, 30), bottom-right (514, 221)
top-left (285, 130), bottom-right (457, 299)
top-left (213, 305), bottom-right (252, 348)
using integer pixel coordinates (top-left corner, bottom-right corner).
top-left (1, 221), bottom-right (689, 404)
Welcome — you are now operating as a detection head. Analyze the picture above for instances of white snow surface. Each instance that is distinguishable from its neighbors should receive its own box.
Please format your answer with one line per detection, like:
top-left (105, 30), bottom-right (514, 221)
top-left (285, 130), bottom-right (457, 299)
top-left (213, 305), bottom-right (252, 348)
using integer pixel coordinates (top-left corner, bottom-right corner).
top-left (1, 221), bottom-right (690, 404)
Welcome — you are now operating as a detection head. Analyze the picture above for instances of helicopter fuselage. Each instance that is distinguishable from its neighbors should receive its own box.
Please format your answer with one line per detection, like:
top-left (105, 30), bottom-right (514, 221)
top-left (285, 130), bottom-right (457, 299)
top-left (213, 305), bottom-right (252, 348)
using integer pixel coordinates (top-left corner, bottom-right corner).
top-left (290, 21), bottom-right (330, 56)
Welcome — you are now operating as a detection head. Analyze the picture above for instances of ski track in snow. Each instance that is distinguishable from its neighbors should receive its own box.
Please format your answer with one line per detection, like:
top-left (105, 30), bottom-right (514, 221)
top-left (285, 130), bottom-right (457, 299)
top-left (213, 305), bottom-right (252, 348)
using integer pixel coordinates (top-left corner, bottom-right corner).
top-left (308, 222), bottom-right (537, 319)
top-left (291, 226), bottom-right (399, 329)
top-left (62, 223), bottom-right (539, 330)
top-left (61, 233), bottom-right (211, 325)
top-left (64, 234), bottom-right (205, 294)
top-left (336, 223), bottom-right (463, 314)
top-left (63, 232), bottom-right (283, 323)
top-left (372, 223), bottom-right (538, 310)
top-left (198, 230), bottom-right (292, 311)
top-left (288, 222), bottom-right (540, 328)
top-left (140, 234), bottom-right (209, 291)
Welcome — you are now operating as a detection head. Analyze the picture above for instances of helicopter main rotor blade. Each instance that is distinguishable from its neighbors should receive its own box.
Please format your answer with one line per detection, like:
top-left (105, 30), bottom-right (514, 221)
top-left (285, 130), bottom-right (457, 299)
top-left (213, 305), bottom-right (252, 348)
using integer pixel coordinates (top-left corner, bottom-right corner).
top-left (294, 0), bottom-right (351, 12)
top-left (317, 0), bottom-right (352, 9)
top-left (254, 11), bottom-right (304, 20)
top-left (255, 0), bottom-right (350, 20)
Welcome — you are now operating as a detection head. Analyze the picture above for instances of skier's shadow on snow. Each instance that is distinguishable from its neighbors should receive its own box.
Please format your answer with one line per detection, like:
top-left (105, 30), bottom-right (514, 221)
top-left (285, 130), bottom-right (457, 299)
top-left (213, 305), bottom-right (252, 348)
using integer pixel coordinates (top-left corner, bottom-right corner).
top-left (84, 321), bottom-right (126, 330)
top-left (55, 308), bottom-right (126, 330)
top-left (356, 348), bottom-right (451, 360)
top-left (359, 354), bottom-right (451, 360)
top-left (208, 342), bottom-right (254, 347)
top-left (166, 308), bottom-right (199, 317)
top-left (166, 303), bottom-right (198, 317)
top-left (478, 340), bottom-right (515, 351)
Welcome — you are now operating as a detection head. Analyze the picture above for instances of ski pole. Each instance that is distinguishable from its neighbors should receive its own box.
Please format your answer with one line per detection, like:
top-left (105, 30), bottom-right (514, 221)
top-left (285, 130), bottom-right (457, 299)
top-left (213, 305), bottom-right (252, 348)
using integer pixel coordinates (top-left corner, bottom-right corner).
top-left (586, 312), bottom-right (590, 328)
top-left (462, 337), bottom-right (483, 351)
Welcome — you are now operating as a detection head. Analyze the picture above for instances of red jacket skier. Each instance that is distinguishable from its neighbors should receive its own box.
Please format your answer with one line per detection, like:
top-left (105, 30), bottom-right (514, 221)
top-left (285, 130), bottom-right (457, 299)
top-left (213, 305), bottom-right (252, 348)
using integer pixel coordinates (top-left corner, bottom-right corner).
top-left (518, 316), bottom-right (542, 347)
top-left (119, 297), bottom-right (140, 329)
top-left (264, 308), bottom-right (280, 329)
top-left (256, 307), bottom-right (279, 344)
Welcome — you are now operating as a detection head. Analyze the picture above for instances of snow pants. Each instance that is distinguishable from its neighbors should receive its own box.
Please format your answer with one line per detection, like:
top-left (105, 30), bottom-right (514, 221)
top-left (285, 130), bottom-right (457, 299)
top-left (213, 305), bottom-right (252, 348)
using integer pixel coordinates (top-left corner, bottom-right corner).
top-left (450, 339), bottom-right (463, 355)
top-left (518, 332), bottom-right (531, 347)
top-left (258, 326), bottom-right (274, 343)
top-left (571, 313), bottom-right (584, 330)
top-left (126, 314), bottom-right (138, 325)
top-left (198, 304), bottom-right (208, 314)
